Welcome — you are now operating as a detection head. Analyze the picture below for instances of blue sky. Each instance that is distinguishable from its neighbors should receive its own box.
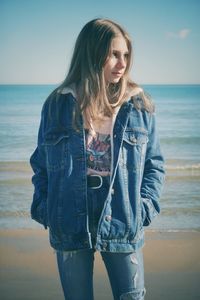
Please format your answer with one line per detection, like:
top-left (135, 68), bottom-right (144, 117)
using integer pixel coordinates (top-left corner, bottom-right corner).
top-left (0, 0), bottom-right (199, 84)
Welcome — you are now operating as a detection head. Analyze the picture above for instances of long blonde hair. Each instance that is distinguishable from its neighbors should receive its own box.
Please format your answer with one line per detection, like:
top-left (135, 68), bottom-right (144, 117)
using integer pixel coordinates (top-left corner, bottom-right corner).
top-left (56, 18), bottom-right (153, 129)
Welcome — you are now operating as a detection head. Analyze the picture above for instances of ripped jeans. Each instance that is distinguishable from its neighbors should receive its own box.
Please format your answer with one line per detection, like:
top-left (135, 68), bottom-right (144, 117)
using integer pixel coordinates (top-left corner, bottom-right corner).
top-left (56, 178), bottom-right (146, 300)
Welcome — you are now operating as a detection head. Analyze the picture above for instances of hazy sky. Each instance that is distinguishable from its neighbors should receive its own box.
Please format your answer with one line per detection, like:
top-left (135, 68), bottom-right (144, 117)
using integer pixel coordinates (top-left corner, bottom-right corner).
top-left (0, 0), bottom-right (199, 84)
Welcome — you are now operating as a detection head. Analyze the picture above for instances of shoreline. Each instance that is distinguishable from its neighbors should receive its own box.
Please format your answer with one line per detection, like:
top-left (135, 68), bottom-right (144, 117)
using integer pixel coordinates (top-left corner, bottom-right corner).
top-left (0, 229), bottom-right (200, 300)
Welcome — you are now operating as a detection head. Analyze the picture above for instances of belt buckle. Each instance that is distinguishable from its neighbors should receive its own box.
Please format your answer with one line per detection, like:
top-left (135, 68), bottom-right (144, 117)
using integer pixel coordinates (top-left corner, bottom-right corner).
top-left (90, 175), bottom-right (103, 189)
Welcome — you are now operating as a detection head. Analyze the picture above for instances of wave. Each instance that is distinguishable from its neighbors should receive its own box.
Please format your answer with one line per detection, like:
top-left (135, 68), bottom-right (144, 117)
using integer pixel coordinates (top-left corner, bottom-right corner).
top-left (166, 163), bottom-right (200, 170)
top-left (146, 229), bottom-right (200, 233)
top-left (0, 161), bottom-right (32, 174)
top-left (0, 210), bottom-right (30, 218)
top-left (159, 207), bottom-right (200, 216)
top-left (161, 136), bottom-right (200, 145)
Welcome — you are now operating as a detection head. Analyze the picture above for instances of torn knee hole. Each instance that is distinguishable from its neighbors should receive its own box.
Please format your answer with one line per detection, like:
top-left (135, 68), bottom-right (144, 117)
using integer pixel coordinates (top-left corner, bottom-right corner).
top-left (132, 271), bottom-right (138, 288)
top-left (120, 288), bottom-right (146, 300)
top-left (130, 253), bottom-right (138, 265)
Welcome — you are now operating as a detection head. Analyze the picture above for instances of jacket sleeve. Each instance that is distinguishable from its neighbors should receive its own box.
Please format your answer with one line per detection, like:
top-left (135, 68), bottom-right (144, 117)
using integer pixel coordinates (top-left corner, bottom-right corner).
top-left (30, 104), bottom-right (48, 229)
top-left (140, 112), bottom-right (165, 226)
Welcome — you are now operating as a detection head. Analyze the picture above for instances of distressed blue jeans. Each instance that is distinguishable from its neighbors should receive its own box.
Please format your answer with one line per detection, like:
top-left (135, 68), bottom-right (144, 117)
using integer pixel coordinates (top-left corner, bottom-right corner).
top-left (56, 178), bottom-right (145, 300)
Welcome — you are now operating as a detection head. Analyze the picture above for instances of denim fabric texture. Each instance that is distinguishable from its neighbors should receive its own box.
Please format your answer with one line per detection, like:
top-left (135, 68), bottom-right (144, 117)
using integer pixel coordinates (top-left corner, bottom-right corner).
top-left (30, 90), bottom-right (165, 252)
top-left (56, 249), bottom-right (145, 300)
top-left (56, 181), bottom-right (145, 300)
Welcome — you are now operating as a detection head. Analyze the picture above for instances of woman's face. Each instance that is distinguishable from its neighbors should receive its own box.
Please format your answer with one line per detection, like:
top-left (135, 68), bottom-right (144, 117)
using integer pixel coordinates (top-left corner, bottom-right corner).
top-left (103, 35), bottom-right (129, 84)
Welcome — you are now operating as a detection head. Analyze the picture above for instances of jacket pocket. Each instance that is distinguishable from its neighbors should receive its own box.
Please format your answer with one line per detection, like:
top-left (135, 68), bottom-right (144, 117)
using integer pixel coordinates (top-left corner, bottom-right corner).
top-left (31, 197), bottom-right (48, 229)
top-left (43, 127), bottom-right (71, 172)
top-left (123, 128), bottom-right (148, 145)
top-left (140, 197), bottom-right (159, 226)
top-left (120, 128), bottom-right (148, 171)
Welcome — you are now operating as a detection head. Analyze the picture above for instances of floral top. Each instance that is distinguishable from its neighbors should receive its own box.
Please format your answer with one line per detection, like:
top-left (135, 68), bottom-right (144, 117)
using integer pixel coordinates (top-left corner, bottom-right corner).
top-left (85, 128), bottom-right (111, 176)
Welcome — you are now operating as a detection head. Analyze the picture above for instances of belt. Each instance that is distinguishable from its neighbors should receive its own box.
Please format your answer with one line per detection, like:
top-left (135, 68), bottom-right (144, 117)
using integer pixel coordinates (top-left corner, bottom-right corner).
top-left (87, 175), bottom-right (110, 189)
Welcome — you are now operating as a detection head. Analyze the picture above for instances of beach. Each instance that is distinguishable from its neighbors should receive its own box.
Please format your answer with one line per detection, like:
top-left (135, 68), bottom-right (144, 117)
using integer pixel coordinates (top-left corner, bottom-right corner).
top-left (0, 85), bottom-right (200, 299)
top-left (0, 229), bottom-right (199, 300)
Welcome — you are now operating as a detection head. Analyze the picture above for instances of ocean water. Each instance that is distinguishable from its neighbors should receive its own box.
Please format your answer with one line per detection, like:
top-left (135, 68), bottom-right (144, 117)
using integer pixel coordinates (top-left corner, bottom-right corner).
top-left (0, 84), bottom-right (200, 231)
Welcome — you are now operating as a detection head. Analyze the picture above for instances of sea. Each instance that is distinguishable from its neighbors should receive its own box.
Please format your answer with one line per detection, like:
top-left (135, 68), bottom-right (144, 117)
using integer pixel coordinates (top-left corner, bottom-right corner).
top-left (0, 84), bottom-right (200, 231)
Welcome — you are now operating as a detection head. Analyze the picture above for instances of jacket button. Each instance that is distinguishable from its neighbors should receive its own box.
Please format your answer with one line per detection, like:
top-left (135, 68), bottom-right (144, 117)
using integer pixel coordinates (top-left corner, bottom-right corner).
top-left (105, 215), bottom-right (112, 222)
top-left (130, 136), bottom-right (137, 143)
top-left (111, 188), bottom-right (114, 195)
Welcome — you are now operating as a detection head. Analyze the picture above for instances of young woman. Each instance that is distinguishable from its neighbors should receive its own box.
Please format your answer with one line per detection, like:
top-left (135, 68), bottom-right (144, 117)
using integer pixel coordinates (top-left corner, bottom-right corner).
top-left (30, 18), bottom-right (165, 300)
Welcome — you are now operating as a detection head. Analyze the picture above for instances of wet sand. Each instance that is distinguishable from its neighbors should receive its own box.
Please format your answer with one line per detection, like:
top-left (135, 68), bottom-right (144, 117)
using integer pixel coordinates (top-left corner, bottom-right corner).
top-left (0, 229), bottom-right (199, 300)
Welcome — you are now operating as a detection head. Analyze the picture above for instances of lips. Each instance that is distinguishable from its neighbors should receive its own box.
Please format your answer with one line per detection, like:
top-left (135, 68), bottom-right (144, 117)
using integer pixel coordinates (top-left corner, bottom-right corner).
top-left (112, 72), bottom-right (123, 76)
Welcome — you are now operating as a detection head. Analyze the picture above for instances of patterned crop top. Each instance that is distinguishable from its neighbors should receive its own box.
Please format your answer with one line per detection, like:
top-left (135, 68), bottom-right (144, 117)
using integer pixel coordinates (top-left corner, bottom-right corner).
top-left (85, 128), bottom-right (111, 176)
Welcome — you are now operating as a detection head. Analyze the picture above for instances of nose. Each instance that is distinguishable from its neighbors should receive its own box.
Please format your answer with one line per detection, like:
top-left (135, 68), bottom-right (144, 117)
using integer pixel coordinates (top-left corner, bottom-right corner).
top-left (117, 56), bottom-right (126, 69)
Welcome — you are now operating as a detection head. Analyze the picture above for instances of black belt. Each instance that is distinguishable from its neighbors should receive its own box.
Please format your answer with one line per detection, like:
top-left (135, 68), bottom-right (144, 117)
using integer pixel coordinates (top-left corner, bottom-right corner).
top-left (87, 175), bottom-right (110, 189)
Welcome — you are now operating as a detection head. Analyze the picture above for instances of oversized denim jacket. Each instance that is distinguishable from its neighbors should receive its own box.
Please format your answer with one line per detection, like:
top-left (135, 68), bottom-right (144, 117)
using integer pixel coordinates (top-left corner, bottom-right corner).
top-left (30, 88), bottom-right (165, 252)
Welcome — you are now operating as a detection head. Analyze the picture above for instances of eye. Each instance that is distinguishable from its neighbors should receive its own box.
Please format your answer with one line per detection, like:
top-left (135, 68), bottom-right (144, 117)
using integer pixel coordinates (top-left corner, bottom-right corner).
top-left (124, 53), bottom-right (129, 60)
top-left (112, 51), bottom-right (118, 58)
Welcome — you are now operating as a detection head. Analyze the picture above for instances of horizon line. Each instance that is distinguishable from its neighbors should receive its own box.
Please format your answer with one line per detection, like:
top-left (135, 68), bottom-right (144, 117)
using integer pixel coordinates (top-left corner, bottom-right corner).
top-left (0, 82), bottom-right (200, 86)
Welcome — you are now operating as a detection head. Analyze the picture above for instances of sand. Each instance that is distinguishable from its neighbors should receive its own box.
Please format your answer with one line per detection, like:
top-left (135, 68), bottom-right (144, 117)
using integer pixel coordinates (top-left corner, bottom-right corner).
top-left (0, 229), bottom-right (200, 300)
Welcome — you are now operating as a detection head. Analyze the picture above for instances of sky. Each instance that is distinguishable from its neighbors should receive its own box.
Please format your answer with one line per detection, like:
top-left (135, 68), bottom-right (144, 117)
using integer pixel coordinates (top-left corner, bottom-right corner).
top-left (0, 0), bottom-right (199, 84)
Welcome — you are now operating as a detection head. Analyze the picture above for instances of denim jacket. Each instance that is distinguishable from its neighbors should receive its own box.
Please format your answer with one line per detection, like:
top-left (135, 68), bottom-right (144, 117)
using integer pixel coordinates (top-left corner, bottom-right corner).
top-left (30, 88), bottom-right (165, 252)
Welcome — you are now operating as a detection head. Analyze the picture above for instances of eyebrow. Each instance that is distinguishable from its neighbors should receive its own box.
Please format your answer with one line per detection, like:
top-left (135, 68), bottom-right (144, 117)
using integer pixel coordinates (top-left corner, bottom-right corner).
top-left (112, 50), bottom-right (129, 54)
